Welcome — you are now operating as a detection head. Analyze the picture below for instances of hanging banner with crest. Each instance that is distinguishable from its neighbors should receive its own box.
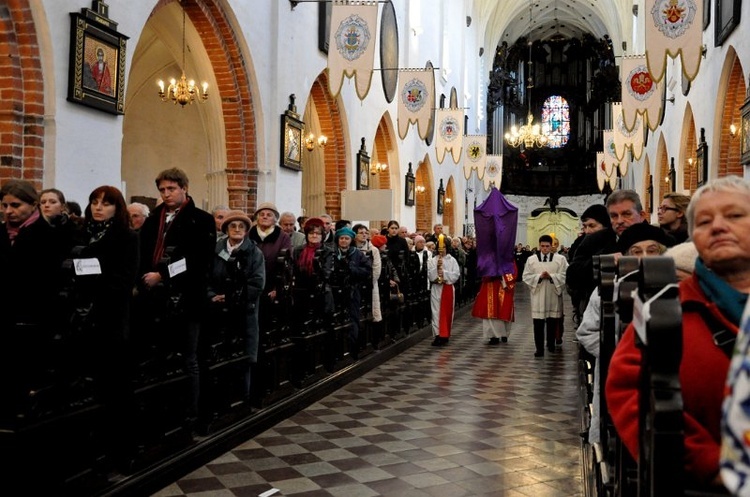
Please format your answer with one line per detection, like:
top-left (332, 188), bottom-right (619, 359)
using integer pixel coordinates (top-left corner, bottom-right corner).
top-left (603, 130), bottom-right (624, 187)
top-left (482, 155), bottom-right (503, 191)
top-left (645, 0), bottom-right (703, 83)
top-left (397, 68), bottom-right (435, 140)
top-left (462, 135), bottom-right (486, 180)
top-left (327, 1), bottom-right (379, 100)
top-left (596, 151), bottom-right (617, 192)
top-left (621, 55), bottom-right (664, 132)
top-left (435, 108), bottom-right (464, 164)
top-left (612, 103), bottom-right (644, 171)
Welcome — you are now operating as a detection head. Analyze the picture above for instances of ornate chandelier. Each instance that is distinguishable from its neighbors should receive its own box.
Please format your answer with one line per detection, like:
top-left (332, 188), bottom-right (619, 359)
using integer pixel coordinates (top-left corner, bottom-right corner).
top-left (157, 1), bottom-right (208, 106)
top-left (505, 112), bottom-right (548, 148)
top-left (504, 1), bottom-right (548, 149)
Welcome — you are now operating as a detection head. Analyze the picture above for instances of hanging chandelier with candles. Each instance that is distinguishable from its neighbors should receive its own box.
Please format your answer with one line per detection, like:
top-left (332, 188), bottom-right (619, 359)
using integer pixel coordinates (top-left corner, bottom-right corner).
top-left (158, 1), bottom-right (208, 106)
top-left (504, 1), bottom-right (549, 149)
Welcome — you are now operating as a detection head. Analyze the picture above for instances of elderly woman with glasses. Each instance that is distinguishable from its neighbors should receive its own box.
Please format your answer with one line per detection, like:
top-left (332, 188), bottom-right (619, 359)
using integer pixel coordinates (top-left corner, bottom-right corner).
top-left (207, 210), bottom-right (265, 403)
top-left (607, 176), bottom-right (750, 491)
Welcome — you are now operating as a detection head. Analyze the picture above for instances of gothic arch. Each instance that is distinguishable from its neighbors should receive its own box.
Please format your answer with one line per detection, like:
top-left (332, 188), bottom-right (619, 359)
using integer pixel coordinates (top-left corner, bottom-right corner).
top-left (302, 71), bottom-right (348, 220)
top-left (124, 0), bottom-right (258, 211)
top-left (0, 0), bottom-right (45, 186)
top-left (714, 47), bottom-right (745, 179)
top-left (444, 176), bottom-right (457, 236)
top-left (656, 132), bottom-right (670, 201)
top-left (415, 155), bottom-right (435, 233)
top-left (679, 103), bottom-right (698, 193)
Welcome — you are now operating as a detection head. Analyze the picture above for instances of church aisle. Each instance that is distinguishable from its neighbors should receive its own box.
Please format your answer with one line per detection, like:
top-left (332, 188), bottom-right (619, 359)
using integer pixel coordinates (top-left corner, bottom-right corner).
top-left (153, 285), bottom-right (583, 496)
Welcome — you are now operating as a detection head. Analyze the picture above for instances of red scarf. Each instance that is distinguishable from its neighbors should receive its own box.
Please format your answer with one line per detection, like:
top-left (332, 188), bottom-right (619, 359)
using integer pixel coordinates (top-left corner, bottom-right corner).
top-left (151, 199), bottom-right (188, 268)
top-left (298, 242), bottom-right (320, 275)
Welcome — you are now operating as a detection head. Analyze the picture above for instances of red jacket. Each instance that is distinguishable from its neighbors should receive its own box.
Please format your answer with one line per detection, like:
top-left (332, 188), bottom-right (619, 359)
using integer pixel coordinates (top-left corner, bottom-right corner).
top-left (605, 273), bottom-right (738, 485)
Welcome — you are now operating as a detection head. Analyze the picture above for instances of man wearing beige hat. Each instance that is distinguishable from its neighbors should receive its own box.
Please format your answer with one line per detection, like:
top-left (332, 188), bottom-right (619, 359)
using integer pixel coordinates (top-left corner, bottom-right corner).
top-left (248, 202), bottom-right (291, 330)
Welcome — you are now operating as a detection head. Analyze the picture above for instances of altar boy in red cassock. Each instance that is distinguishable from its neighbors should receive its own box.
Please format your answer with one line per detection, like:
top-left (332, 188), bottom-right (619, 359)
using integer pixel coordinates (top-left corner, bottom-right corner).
top-left (427, 234), bottom-right (460, 346)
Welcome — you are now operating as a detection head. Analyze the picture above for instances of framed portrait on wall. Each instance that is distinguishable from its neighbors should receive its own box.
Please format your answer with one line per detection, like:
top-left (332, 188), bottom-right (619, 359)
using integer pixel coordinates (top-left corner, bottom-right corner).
top-left (356, 138), bottom-right (370, 190)
top-left (715, 0), bottom-right (741, 46)
top-left (696, 128), bottom-right (708, 187)
top-left (67, 3), bottom-right (128, 115)
top-left (741, 97), bottom-right (750, 165)
top-left (281, 112), bottom-right (304, 171)
top-left (405, 173), bottom-right (415, 206)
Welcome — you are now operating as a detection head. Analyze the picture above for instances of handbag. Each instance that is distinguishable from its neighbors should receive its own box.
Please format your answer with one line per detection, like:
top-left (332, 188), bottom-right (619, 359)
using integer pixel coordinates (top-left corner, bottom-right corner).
top-left (390, 283), bottom-right (404, 304)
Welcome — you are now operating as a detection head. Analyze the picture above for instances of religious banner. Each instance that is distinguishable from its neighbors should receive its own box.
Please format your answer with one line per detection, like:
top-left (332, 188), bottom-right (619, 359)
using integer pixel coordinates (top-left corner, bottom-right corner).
top-left (603, 130), bottom-right (622, 190)
top-left (435, 108), bottom-right (463, 164)
top-left (621, 55), bottom-right (663, 132)
top-left (462, 135), bottom-right (486, 181)
top-left (596, 152), bottom-right (607, 192)
top-left (596, 151), bottom-right (617, 192)
top-left (327, 1), bottom-right (379, 100)
top-left (645, 0), bottom-right (703, 83)
top-left (482, 155), bottom-right (503, 191)
top-left (613, 103), bottom-right (645, 170)
top-left (397, 68), bottom-right (435, 140)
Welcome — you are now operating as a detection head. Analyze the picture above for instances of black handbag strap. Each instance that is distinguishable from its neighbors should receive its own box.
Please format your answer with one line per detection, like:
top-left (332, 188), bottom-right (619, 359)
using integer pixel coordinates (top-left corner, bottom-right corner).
top-left (682, 301), bottom-right (736, 359)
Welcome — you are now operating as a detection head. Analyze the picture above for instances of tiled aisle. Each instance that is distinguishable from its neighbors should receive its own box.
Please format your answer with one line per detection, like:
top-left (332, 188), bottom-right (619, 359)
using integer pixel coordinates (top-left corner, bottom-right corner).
top-left (153, 285), bottom-right (583, 497)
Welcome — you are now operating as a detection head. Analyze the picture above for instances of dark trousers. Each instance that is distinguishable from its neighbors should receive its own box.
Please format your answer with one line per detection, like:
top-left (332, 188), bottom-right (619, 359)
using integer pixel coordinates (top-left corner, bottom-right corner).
top-left (533, 318), bottom-right (557, 352)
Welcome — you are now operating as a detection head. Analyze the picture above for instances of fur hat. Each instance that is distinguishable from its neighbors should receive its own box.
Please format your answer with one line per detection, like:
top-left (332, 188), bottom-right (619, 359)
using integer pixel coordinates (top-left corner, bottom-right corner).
top-left (371, 234), bottom-right (387, 248)
top-left (581, 204), bottom-right (612, 229)
top-left (253, 202), bottom-right (279, 219)
top-left (303, 217), bottom-right (325, 233)
top-left (616, 222), bottom-right (676, 254)
top-left (334, 226), bottom-right (356, 240)
top-left (221, 210), bottom-right (252, 233)
top-left (665, 241), bottom-right (698, 275)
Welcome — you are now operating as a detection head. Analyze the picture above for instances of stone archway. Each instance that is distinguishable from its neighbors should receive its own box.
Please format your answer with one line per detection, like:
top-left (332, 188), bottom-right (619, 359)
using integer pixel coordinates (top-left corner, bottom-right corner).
top-left (125, 0), bottom-right (258, 211)
top-left (302, 71), bottom-right (347, 220)
top-left (0, 0), bottom-right (45, 186)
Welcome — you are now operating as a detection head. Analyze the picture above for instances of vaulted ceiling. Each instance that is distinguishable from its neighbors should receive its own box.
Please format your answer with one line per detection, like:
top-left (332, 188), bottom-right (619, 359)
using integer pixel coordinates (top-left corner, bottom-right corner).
top-left (475, 0), bottom-right (633, 52)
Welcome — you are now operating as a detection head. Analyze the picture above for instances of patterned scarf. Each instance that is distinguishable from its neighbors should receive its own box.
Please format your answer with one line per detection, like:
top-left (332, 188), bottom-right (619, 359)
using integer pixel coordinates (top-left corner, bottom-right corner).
top-left (695, 257), bottom-right (748, 326)
top-left (87, 219), bottom-right (114, 244)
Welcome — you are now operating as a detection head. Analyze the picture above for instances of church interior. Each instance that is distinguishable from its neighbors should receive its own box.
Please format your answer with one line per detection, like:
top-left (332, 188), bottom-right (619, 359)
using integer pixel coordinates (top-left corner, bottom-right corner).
top-left (1, 0), bottom-right (749, 495)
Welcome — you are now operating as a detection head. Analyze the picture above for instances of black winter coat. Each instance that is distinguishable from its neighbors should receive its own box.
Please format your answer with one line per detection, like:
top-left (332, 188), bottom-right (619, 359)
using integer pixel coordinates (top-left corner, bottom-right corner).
top-left (138, 197), bottom-right (216, 316)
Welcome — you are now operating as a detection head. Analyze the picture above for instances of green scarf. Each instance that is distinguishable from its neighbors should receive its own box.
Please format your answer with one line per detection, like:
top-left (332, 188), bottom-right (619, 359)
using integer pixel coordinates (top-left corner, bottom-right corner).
top-left (695, 258), bottom-right (748, 326)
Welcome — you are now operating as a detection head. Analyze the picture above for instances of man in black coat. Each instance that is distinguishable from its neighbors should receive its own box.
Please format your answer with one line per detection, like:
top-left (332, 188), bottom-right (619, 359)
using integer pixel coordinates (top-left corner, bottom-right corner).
top-left (566, 190), bottom-right (648, 313)
top-left (137, 168), bottom-right (216, 423)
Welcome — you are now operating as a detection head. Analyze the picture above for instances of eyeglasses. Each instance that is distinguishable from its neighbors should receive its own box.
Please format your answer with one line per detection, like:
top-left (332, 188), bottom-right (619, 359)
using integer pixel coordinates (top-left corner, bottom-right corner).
top-left (657, 206), bottom-right (680, 213)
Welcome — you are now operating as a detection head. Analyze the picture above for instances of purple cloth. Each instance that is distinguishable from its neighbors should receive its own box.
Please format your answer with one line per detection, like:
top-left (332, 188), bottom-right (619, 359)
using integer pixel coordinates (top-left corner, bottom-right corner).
top-left (474, 188), bottom-right (518, 278)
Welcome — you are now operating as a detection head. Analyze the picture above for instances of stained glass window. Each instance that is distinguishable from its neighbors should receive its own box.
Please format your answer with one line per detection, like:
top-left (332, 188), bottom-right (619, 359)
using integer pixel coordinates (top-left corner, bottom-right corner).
top-left (541, 95), bottom-right (570, 148)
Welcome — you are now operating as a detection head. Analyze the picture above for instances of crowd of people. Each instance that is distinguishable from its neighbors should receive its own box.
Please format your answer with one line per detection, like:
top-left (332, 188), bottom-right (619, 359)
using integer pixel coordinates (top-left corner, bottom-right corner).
top-left (0, 169), bottom-right (483, 470)
top-left (2, 170), bottom-right (750, 492)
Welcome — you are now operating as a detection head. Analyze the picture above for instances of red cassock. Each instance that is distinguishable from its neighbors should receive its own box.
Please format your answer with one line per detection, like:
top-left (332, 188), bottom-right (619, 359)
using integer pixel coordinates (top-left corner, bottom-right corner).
top-left (471, 271), bottom-right (516, 322)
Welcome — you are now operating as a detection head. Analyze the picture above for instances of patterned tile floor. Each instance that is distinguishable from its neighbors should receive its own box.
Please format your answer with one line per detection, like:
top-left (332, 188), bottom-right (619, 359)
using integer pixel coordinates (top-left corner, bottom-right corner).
top-left (153, 285), bottom-right (583, 497)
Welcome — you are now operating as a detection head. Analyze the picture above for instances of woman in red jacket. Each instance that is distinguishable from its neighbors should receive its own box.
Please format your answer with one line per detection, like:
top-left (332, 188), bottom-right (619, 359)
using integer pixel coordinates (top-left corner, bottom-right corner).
top-left (606, 176), bottom-right (750, 490)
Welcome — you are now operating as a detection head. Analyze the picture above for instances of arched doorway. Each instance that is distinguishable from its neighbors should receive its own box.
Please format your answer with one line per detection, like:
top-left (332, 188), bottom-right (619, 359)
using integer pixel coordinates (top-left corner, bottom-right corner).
top-left (443, 176), bottom-right (457, 236)
top-left (716, 48), bottom-right (745, 178)
top-left (301, 71), bottom-right (347, 220)
top-left (680, 104), bottom-right (698, 193)
top-left (123, 0), bottom-right (258, 211)
top-left (415, 155), bottom-right (434, 233)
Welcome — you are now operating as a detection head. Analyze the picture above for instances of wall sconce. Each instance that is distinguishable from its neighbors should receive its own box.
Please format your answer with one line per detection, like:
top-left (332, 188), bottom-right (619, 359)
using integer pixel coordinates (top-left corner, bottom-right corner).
top-left (687, 157), bottom-right (695, 169)
top-left (445, 197), bottom-right (452, 204)
top-left (370, 162), bottom-right (388, 175)
top-left (305, 133), bottom-right (328, 151)
top-left (730, 124), bottom-right (738, 138)
top-left (416, 185), bottom-right (426, 194)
